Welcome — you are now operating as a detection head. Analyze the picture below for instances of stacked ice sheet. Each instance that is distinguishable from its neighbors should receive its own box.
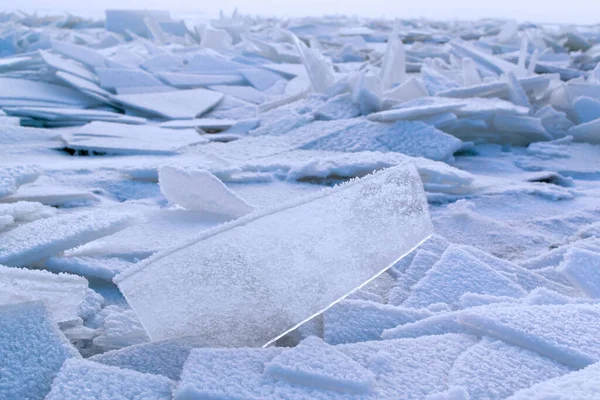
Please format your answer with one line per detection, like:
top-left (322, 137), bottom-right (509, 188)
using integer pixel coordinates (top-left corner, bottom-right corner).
top-left (2, 9), bottom-right (600, 400)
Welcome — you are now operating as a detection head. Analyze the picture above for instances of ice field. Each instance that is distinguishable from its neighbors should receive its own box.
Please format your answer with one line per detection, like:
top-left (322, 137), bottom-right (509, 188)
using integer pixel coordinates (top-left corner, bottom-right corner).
top-left (1, 9), bottom-right (600, 399)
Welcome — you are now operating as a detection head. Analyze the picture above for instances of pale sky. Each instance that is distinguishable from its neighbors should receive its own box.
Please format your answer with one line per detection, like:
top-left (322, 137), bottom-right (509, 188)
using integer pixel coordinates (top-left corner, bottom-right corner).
top-left (4, 0), bottom-right (600, 25)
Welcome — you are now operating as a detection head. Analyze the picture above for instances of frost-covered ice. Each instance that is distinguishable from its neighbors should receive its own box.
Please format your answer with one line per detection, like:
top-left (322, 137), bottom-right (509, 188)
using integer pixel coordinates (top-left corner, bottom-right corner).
top-left (116, 163), bottom-right (433, 346)
top-left (0, 301), bottom-right (80, 400)
top-left (2, 10), bottom-right (600, 399)
top-left (45, 359), bottom-right (175, 400)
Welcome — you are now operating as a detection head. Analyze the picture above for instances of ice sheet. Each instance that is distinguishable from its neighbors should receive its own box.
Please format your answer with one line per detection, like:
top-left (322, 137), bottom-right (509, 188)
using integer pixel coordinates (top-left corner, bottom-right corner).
top-left (116, 163), bottom-right (433, 346)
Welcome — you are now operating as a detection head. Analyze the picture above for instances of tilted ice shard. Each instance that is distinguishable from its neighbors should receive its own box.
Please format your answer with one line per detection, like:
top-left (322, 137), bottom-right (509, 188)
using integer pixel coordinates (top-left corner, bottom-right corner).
top-left (116, 163), bottom-right (433, 347)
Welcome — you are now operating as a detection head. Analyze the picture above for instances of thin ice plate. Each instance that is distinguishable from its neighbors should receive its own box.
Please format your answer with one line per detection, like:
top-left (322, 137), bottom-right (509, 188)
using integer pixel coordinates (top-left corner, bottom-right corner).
top-left (116, 163), bottom-right (433, 347)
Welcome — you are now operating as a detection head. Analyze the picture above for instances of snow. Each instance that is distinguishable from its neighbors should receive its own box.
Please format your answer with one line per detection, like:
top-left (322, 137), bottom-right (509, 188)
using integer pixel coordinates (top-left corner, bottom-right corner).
top-left (45, 359), bottom-right (175, 400)
top-left (116, 163), bottom-right (433, 346)
top-left (0, 301), bottom-right (80, 400)
top-left (0, 164), bottom-right (41, 198)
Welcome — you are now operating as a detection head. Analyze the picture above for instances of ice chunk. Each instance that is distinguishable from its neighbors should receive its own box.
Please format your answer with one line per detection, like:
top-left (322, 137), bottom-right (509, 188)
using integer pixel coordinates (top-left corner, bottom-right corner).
top-left (105, 10), bottom-right (171, 37)
top-left (368, 103), bottom-right (465, 123)
top-left (201, 26), bottom-right (233, 49)
top-left (62, 121), bottom-right (208, 155)
top-left (506, 361), bottom-right (600, 399)
top-left (557, 248), bottom-right (600, 298)
top-left (89, 337), bottom-right (205, 380)
top-left (158, 165), bottom-right (255, 218)
top-left (0, 77), bottom-right (100, 108)
top-left (44, 256), bottom-right (133, 281)
top-left (492, 114), bottom-right (551, 144)
top-left (158, 72), bottom-right (245, 88)
top-left (289, 32), bottom-right (336, 93)
top-left (265, 336), bottom-right (376, 393)
top-left (3, 106), bottom-right (146, 126)
top-left (45, 359), bottom-right (174, 400)
top-left (384, 76), bottom-right (429, 103)
top-left (403, 246), bottom-right (527, 309)
top-left (160, 118), bottom-right (237, 131)
top-left (52, 40), bottom-right (107, 69)
top-left (368, 333), bottom-right (477, 399)
top-left (0, 210), bottom-right (131, 267)
top-left (379, 21), bottom-right (406, 91)
top-left (448, 338), bottom-right (572, 399)
top-left (241, 68), bottom-right (285, 91)
top-left (0, 164), bottom-right (41, 198)
top-left (388, 249), bottom-right (440, 305)
top-left (39, 50), bottom-right (98, 82)
top-left (0, 301), bottom-right (80, 400)
top-left (0, 265), bottom-right (87, 323)
top-left (451, 40), bottom-right (518, 76)
top-left (209, 84), bottom-right (266, 104)
top-left (323, 299), bottom-right (431, 344)
top-left (506, 72), bottom-right (531, 109)
top-left (116, 163), bottom-right (433, 346)
top-left (460, 303), bottom-right (600, 369)
top-left (568, 118), bottom-right (600, 144)
top-left (112, 88), bottom-right (223, 119)
top-left (572, 96), bottom-right (600, 124)
top-left (96, 68), bottom-right (163, 90)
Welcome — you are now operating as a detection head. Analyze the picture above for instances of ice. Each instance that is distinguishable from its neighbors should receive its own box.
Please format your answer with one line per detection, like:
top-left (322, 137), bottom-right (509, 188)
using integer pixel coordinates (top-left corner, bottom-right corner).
top-left (105, 10), bottom-right (171, 36)
top-left (51, 40), bottom-right (107, 69)
top-left (116, 163), bottom-right (433, 346)
top-left (459, 303), bottom-right (600, 369)
top-left (0, 301), bottom-right (80, 400)
top-left (448, 338), bottom-right (572, 399)
top-left (264, 336), bottom-right (376, 393)
top-left (0, 77), bottom-right (100, 108)
top-left (388, 249), bottom-right (440, 305)
top-left (209, 84), bottom-right (267, 104)
top-left (96, 68), bottom-right (163, 90)
top-left (158, 72), bottom-right (246, 88)
top-left (89, 337), bottom-right (205, 380)
top-left (241, 68), bottom-right (286, 91)
top-left (323, 299), bottom-right (431, 344)
top-left (572, 96), bottom-right (600, 124)
top-left (160, 118), bottom-right (237, 131)
top-left (1, 184), bottom-right (97, 207)
top-left (568, 118), bottom-right (600, 145)
top-left (379, 21), bottom-right (406, 91)
top-left (158, 165), bottom-right (256, 218)
top-left (0, 265), bottom-right (88, 323)
top-left (112, 88), bottom-right (224, 119)
top-left (61, 121), bottom-right (208, 155)
top-left (290, 32), bottom-right (336, 93)
top-left (3, 106), bottom-right (147, 126)
top-left (402, 245), bottom-right (527, 309)
top-left (0, 209), bottom-right (131, 267)
top-left (201, 26), bottom-right (233, 49)
top-left (39, 50), bottom-right (98, 82)
top-left (506, 361), bottom-right (600, 400)
top-left (366, 333), bottom-right (477, 399)
top-left (44, 256), bottom-right (134, 280)
top-left (45, 359), bottom-right (174, 400)
top-left (0, 164), bottom-right (41, 198)
top-left (368, 103), bottom-right (465, 123)
top-left (557, 248), bottom-right (600, 298)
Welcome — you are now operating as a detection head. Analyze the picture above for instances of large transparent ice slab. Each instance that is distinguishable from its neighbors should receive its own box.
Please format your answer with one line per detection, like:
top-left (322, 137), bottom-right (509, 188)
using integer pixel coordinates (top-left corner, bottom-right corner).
top-left (116, 163), bottom-right (433, 347)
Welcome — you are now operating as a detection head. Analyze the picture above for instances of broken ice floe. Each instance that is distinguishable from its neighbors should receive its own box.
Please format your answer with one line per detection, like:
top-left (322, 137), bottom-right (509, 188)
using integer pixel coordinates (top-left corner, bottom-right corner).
top-left (116, 163), bottom-right (433, 347)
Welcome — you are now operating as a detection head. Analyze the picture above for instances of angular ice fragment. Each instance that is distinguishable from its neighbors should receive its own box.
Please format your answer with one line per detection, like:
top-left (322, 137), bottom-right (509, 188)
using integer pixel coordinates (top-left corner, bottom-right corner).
top-left (557, 248), bottom-right (600, 298)
top-left (158, 165), bottom-right (255, 218)
top-left (44, 256), bottom-right (133, 281)
top-left (112, 88), bottom-right (224, 119)
top-left (288, 32), bottom-right (336, 93)
top-left (0, 164), bottom-right (41, 198)
top-left (158, 72), bottom-right (245, 88)
top-left (379, 20), bottom-right (406, 91)
top-left (116, 163), bottom-right (433, 347)
top-left (460, 303), bottom-right (600, 369)
top-left (0, 210), bottom-right (131, 267)
top-left (90, 337), bottom-right (205, 380)
top-left (0, 265), bottom-right (87, 323)
top-left (572, 96), bottom-right (600, 124)
top-left (506, 361), bottom-right (600, 400)
top-left (241, 68), bottom-right (285, 91)
top-left (448, 338), bottom-right (572, 399)
top-left (265, 336), bottom-right (376, 393)
top-left (96, 68), bottom-right (163, 90)
top-left (368, 103), bottom-right (465, 123)
top-left (568, 117), bottom-right (600, 144)
top-left (105, 10), bottom-right (171, 37)
top-left (383, 76), bottom-right (428, 103)
top-left (52, 40), bottom-right (107, 69)
top-left (45, 359), bottom-right (174, 400)
top-left (403, 246), bottom-right (526, 309)
top-left (0, 301), bottom-right (80, 400)
top-left (200, 26), bottom-right (233, 49)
